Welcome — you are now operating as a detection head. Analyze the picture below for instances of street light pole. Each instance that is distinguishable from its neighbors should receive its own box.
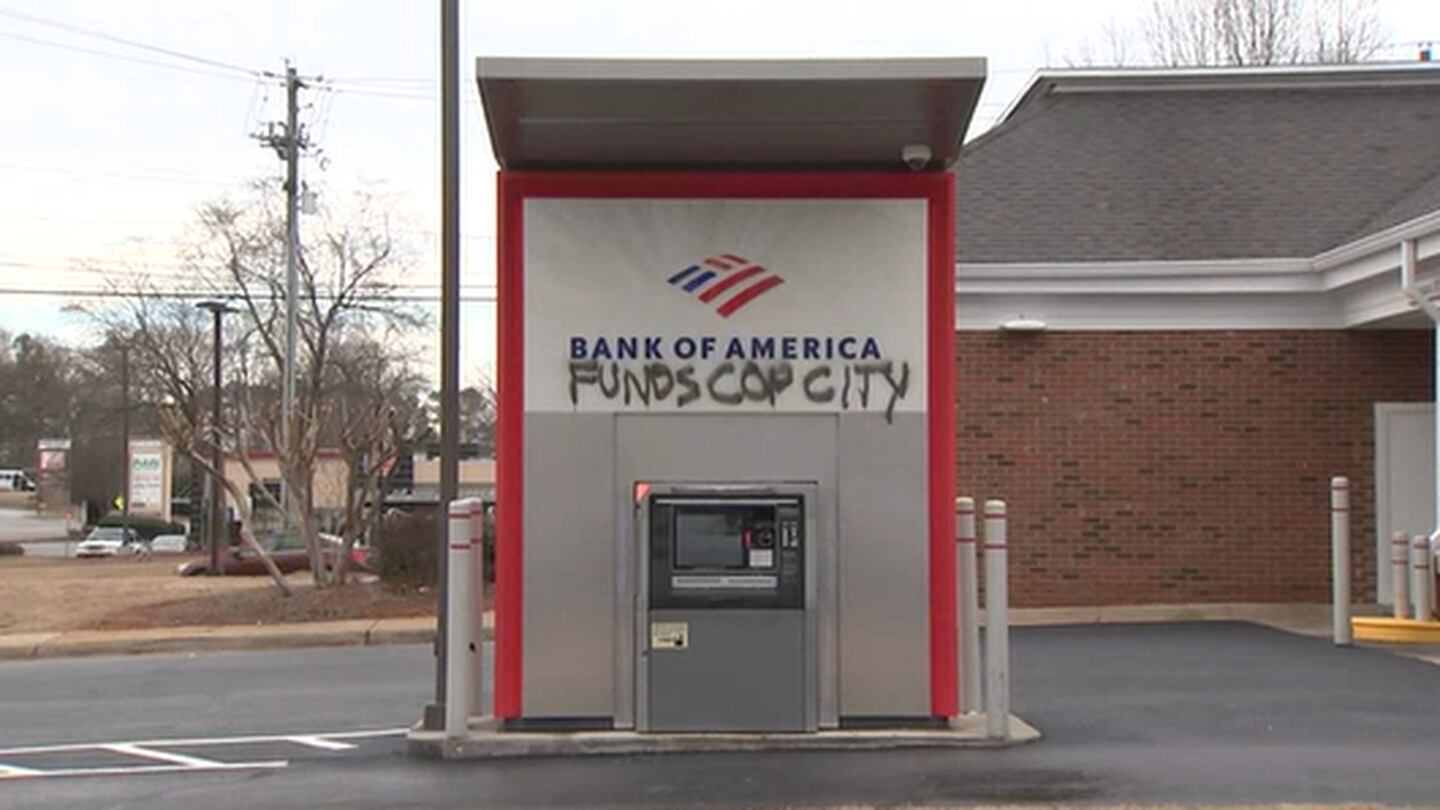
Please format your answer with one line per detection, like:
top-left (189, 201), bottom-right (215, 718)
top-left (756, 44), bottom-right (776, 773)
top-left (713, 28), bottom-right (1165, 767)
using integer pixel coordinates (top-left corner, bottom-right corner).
top-left (198, 301), bottom-right (236, 576)
top-left (120, 343), bottom-right (130, 539)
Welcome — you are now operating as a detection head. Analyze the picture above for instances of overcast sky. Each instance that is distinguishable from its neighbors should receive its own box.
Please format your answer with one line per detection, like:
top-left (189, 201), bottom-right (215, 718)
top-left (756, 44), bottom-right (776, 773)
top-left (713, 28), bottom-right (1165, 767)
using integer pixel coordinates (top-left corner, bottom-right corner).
top-left (0, 0), bottom-right (1434, 380)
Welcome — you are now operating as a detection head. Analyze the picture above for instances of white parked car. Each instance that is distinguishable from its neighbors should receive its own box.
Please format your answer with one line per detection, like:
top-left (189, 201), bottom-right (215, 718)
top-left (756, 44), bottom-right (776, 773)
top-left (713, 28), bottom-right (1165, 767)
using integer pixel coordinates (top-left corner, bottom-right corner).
top-left (149, 534), bottom-right (189, 554)
top-left (74, 527), bottom-right (148, 558)
top-left (0, 469), bottom-right (34, 491)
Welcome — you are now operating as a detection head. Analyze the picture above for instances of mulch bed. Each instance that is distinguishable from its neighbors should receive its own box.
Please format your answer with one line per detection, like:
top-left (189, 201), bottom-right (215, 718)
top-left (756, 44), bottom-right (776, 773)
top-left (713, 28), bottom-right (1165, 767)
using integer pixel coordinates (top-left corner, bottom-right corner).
top-left (86, 581), bottom-right (439, 630)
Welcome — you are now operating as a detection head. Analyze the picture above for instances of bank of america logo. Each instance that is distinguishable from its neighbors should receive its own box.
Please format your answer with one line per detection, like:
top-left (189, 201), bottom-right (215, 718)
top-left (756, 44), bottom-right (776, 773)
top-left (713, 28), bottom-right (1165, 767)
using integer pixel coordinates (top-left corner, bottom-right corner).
top-left (666, 254), bottom-right (784, 318)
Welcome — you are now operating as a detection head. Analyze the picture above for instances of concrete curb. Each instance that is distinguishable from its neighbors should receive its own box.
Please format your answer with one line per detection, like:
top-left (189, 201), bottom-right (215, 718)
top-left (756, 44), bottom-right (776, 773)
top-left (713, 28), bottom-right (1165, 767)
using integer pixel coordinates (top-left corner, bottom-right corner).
top-left (407, 714), bottom-right (1041, 759)
top-left (0, 617), bottom-right (444, 662)
top-left (1352, 616), bottom-right (1440, 644)
top-left (1007, 602), bottom-right (1336, 627)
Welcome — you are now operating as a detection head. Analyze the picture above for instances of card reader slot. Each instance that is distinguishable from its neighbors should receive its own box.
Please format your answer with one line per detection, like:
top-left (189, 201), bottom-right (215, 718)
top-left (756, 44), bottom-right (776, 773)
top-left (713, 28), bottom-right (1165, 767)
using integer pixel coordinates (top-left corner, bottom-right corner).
top-left (671, 575), bottom-right (778, 590)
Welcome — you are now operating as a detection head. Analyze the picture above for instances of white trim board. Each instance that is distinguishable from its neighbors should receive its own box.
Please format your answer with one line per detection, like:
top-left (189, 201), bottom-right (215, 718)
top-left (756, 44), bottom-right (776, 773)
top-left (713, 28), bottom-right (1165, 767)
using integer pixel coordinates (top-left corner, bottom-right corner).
top-left (956, 213), bottom-right (1440, 331)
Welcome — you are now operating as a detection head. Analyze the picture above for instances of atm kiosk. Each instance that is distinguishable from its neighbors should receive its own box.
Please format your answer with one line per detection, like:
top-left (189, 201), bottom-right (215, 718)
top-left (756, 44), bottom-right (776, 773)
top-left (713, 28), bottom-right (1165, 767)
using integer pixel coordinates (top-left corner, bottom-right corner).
top-left (639, 485), bottom-right (815, 732)
top-left (466, 56), bottom-right (987, 735)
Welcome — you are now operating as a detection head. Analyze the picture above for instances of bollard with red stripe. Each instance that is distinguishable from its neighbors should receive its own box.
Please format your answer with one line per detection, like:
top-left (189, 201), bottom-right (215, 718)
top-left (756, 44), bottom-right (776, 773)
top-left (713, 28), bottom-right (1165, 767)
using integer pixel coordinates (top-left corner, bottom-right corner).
top-left (1393, 531), bottom-right (1411, 620)
top-left (445, 499), bottom-right (477, 739)
top-left (1331, 477), bottom-right (1351, 645)
top-left (955, 497), bottom-right (981, 716)
top-left (983, 499), bottom-right (1009, 741)
top-left (1413, 534), bottom-right (1435, 622)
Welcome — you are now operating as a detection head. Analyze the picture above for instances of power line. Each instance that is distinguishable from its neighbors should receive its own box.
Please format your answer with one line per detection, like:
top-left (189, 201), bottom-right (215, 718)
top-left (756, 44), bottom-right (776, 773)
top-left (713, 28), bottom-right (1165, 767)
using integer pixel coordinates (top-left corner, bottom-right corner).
top-left (0, 3), bottom-right (261, 77)
top-left (0, 259), bottom-right (497, 289)
top-left (327, 75), bottom-right (435, 85)
top-left (0, 213), bottom-right (187, 226)
top-left (0, 286), bottom-right (496, 303)
top-left (0, 161), bottom-right (251, 188)
top-left (0, 29), bottom-right (266, 84)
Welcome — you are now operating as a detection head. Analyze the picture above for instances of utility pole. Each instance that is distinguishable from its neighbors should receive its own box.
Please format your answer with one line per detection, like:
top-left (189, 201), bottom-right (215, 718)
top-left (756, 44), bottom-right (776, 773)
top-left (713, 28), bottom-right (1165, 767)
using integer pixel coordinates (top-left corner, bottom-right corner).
top-left (426, 0), bottom-right (462, 732)
top-left (253, 62), bottom-right (310, 516)
top-left (282, 64), bottom-right (300, 457)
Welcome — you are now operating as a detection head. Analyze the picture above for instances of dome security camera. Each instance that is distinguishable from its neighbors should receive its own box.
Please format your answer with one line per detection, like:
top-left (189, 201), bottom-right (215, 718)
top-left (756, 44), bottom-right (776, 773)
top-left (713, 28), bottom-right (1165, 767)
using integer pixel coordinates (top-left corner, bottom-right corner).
top-left (901, 143), bottom-right (932, 171)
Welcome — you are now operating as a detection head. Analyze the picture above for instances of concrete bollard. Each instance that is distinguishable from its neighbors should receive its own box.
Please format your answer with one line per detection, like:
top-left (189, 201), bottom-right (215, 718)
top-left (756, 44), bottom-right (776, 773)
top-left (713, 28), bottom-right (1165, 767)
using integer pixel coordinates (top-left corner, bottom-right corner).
top-left (1393, 531), bottom-right (1411, 620)
top-left (983, 499), bottom-right (1009, 741)
top-left (469, 499), bottom-right (489, 718)
top-left (956, 497), bottom-right (981, 715)
top-left (1431, 531), bottom-right (1440, 621)
top-left (1331, 477), bottom-right (1351, 645)
top-left (1414, 534), bottom-right (1435, 622)
top-left (445, 499), bottom-right (477, 739)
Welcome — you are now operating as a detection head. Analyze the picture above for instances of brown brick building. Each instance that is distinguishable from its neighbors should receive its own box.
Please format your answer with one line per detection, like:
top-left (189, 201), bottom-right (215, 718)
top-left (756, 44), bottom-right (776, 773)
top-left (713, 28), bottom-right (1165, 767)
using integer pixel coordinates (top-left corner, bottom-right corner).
top-left (954, 65), bottom-right (1440, 608)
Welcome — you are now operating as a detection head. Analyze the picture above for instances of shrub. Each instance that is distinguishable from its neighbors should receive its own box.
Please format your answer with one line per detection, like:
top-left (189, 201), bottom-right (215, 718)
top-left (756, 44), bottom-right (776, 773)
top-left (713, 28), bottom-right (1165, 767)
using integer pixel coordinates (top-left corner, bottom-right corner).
top-left (0, 541), bottom-right (24, 557)
top-left (375, 510), bottom-right (440, 588)
top-left (372, 507), bottom-right (496, 589)
top-left (96, 513), bottom-right (185, 540)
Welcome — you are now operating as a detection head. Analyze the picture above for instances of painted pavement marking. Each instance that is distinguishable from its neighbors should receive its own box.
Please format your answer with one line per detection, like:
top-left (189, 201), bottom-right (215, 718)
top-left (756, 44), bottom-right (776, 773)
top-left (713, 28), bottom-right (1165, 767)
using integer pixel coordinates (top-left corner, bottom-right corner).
top-left (0, 727), bottom-right (405, 781)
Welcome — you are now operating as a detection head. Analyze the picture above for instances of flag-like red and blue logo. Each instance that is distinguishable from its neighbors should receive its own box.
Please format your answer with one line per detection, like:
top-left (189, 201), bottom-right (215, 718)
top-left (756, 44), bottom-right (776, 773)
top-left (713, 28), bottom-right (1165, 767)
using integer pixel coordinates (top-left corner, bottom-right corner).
top-left (666, 254), bottom-right (783, 318)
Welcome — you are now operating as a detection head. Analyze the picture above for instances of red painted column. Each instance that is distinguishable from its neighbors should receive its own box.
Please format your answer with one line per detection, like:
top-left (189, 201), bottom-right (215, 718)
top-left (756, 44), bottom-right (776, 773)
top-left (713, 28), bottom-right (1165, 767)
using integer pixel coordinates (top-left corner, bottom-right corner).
top-left (494, 172), bottom-right (525, 718)
top-left (928, 173), bottom-right (958, 717)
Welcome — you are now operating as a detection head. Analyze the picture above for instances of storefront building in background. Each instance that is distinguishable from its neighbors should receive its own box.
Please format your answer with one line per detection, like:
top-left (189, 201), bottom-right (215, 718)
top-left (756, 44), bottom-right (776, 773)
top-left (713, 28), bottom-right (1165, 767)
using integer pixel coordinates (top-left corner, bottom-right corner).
top-left (953, 64), bottom-right (1440, 608)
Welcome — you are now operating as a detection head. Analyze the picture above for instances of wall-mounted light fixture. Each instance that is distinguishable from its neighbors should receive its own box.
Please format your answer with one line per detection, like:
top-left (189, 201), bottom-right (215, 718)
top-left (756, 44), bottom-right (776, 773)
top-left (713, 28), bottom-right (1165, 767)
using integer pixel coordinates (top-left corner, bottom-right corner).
top-left (999, 316), bottom-right (1048, 333)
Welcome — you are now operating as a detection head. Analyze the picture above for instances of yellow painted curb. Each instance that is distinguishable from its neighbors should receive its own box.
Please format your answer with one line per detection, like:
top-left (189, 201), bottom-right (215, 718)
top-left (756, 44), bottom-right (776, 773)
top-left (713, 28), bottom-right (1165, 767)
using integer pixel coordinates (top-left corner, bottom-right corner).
top-left (1352, 616), bottom-right (1440, 644)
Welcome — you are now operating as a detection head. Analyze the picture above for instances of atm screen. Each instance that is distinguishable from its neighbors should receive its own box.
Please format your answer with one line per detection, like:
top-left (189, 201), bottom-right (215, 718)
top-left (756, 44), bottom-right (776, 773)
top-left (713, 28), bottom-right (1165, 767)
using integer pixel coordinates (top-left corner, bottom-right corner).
top-left (673, 511), bottom-right (745, 569)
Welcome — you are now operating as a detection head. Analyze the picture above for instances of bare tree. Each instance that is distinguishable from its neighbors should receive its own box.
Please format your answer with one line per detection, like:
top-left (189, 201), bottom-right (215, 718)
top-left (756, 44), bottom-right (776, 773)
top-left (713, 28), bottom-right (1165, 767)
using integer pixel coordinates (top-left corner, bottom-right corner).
top-left (95, 292), bottom-right (292, 594)
top-left (1308, 0), bottom-right (1384, 63)
top-left (179, 181), bottom-right (424, 587)
top-left (329, 334), bottom-right (428, 585)
top-left (1144, 0), bottom-right (1383, 66)
top-left (90, 182), bottom-right (426, 590)
top-left (426, 375), bottom-right (497, 456)
top-left (1066, 18), bottom-right (1138, 67)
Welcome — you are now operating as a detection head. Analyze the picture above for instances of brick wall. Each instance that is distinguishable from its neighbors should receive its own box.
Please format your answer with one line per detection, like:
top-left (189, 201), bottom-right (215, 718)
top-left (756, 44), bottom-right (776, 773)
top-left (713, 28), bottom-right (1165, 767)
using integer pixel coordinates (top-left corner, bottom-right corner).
top-left (956, 330), bottom-right (1432, 607)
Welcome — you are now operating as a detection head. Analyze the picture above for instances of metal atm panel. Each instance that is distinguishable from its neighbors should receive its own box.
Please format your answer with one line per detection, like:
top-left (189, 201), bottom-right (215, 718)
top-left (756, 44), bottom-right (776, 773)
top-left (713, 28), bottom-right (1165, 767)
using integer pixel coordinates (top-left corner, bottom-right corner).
top-left (636, 486), bottom-right (816, 732)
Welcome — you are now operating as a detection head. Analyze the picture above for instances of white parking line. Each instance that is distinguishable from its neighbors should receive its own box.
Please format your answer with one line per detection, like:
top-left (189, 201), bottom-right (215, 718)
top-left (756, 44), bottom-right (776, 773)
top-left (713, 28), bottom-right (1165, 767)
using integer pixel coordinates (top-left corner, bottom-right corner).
top-left (101, 744), bottom-right (226, 769)
top-left (284, 736), bottom-right (356, 751)
top-left (0, 727), bottom-right (406, 756)
top-left (0, 763), bottom-right (43, 778)
top-left (2, 761), bottom-right (289, 780)
top-left (0, 727), bottom-right (405, 781)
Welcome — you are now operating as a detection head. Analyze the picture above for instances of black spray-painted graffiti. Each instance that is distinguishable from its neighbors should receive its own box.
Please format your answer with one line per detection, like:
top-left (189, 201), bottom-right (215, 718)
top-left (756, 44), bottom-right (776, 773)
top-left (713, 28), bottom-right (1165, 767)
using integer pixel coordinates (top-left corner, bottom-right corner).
top-left (568, 360), bottom-right (911, 423)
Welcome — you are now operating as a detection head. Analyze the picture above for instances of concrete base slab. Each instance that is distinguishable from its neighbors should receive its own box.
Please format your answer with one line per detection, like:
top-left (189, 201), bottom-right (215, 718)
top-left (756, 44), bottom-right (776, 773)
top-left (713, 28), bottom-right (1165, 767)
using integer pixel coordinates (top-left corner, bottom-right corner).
top-left (406, 714), bottom-right (1039, 759)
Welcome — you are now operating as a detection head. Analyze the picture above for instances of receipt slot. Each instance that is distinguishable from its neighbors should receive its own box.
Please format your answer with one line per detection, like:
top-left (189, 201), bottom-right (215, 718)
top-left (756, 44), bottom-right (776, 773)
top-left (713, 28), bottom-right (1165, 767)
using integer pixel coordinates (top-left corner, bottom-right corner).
top-left (636, 486), bottom-right (817, 732)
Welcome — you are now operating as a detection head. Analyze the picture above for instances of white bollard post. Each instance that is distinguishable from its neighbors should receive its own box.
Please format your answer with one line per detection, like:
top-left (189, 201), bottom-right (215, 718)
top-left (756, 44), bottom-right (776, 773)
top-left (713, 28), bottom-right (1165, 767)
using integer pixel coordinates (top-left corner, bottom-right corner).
top-left (1413, 534), bottom-right (1434, 622)
top-left (1331, 477), bottom-right (1351, 645)
top-left (445, 499), bottom-right (475, 739)
top-left (956, 497), bottom-right (981, 715)
top-left (1393, 531), bottom-right (1411, 620)
top-left (469, 499), bottom-right (489, 717)
top-left (1429, 531), bottom-right (1440, 621)
top-left (984, 499), bottom-right (1010, 741)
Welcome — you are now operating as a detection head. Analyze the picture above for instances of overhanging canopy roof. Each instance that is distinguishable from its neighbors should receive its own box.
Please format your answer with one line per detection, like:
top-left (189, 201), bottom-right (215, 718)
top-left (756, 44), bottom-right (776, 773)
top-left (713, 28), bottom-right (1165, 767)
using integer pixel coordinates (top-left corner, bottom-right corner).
top-left (476, 57), bottom-right (987, 170)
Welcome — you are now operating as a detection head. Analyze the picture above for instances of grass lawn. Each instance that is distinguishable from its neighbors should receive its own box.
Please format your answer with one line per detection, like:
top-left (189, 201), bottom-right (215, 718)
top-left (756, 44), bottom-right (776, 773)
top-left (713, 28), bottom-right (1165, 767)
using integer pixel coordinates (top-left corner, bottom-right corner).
top-left (0, 556), bottom-right (437, 634)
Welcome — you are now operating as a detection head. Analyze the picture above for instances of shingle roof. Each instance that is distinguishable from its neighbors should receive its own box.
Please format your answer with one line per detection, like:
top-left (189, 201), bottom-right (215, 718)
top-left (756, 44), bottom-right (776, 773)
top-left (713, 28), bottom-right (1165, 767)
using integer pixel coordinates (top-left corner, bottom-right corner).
top-left (955, 66), bottom-right (1440, 263)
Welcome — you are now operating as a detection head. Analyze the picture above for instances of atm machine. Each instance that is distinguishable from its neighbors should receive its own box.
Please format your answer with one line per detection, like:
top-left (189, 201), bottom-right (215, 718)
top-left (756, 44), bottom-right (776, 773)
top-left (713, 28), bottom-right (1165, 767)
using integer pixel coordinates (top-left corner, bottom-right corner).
top-left (636, 484), bottom-right (817, 732)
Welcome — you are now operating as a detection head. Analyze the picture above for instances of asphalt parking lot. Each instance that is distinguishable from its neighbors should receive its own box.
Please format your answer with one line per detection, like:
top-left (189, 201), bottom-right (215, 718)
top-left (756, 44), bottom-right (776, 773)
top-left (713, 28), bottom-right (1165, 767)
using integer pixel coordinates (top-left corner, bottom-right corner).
top-left (2, 621), bottom-right (1438, 808)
